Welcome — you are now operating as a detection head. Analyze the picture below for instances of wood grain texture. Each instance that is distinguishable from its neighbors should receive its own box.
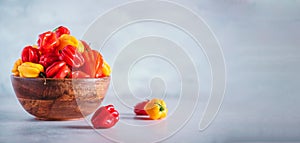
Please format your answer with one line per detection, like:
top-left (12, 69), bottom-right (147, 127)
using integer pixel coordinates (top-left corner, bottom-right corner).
top-left (11, 75), bottom-right (110, 120)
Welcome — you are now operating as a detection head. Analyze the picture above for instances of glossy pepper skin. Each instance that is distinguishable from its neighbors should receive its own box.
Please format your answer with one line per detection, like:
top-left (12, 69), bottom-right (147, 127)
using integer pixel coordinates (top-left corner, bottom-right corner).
top-left (70, 71), bottom-right (90, 78)
top-left (144, 98), bottom-right (168, 120)
top-left (81, 47), bottom-right (103, 78)
top-left (91, 105), bottom-right (119, 129)
top-left (39, 53), bottom-right (60, 68)
top-left (18, 62), bottom-right (44, 78)
top-left (12, 59), bottom-right (23, 76)
top-left (96, 60), bottom-right (111, 78)
top-left (46, 61), bottom-right (71, 78)
top-left (21, 45), bottom-right (40, 63)
top-left (80, 40), bottom-right (91, 51)
top-left (102, 61), bottom-right (111, 76)
top-left (134, 100), bottom-right (149, 115)
top-left (37, 31), bottom-right (60, 54)
top-left (53, 26), bottom-right (70, 38)
top-left (59, 45), bottom-right (85, 68)
top-left (56, 34), bottom-right (84, 52)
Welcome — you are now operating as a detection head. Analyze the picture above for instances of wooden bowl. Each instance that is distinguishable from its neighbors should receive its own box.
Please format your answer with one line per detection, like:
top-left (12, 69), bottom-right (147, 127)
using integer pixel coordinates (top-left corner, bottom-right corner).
top-left (10, 75), bottom-right (110, 120)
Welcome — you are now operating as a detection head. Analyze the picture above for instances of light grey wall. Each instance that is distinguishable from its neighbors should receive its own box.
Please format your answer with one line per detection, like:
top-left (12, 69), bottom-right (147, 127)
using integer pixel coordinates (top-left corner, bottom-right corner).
top-left (1, 0), bottom-right (121, 96)
top-left (1, 0), bottom-right (300, 101)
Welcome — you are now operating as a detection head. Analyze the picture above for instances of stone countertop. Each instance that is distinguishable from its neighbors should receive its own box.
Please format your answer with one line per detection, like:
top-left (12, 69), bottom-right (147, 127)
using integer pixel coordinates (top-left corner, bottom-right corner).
top-left (1, 93), bottom-right (300, 143)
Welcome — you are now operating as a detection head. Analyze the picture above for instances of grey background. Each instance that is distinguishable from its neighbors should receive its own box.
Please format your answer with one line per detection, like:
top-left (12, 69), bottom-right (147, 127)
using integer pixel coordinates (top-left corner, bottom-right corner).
top-left (1, 0), bottom-right (300, 143)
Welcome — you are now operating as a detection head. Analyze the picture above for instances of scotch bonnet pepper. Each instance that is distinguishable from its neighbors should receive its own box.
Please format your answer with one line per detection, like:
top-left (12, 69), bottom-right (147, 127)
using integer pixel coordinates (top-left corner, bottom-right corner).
top-left (37, 31), bottom-right (60, 54)
top-left (21, 45), bottom-right (40, 63)
top-left (80, 41), bottom-right (111, 77)
top-left (134, 100), bottom-right (149, 116)
top-left (59, 45), bottom-right (85, 68)
top-left (18, 62), bottom-right (44, 78)
top-left (91, 105), bottom-right (119, 128)
top-left (81, 48), bottom-right (103, 78)
top-left (144, 98), bottom-right (168, 120)
top-left (12, 59), bottom-right (23, 76)
top-left (46, 61), bottom-right (70, 78)
top-left (53, 26), bottom-right (70, 38)
top-left (82, 50), bottom-right (103, 77)
top-left (39, 53), bottom-right (60, 68)
top-left (57, 34), bottom-right (84, 52)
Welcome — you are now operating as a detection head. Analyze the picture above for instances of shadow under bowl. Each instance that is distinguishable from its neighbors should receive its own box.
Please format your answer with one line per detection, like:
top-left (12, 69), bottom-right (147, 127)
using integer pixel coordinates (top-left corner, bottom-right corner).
top-left (11, 75), bottom-right (110, 121)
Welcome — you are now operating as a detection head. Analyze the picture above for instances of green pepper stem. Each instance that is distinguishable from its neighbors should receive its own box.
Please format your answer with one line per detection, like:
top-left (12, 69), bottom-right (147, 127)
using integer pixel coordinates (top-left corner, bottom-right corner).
top-left (155, 103), bottom-right (164, 112)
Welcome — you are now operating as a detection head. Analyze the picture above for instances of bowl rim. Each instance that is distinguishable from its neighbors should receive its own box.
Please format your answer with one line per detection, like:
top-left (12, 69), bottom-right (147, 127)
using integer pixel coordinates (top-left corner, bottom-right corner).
top-left (11, 75), bottom-right (110, 81)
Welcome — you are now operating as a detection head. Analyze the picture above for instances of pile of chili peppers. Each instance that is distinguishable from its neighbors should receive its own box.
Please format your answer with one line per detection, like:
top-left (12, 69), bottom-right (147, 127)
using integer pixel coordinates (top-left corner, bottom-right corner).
top-left (12, 26), bottom-right (111, 78)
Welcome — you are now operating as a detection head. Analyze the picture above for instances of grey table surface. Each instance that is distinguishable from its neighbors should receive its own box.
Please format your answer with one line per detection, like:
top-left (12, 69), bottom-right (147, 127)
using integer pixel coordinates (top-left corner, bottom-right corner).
top-left (1, 93), bottom-right (300, 143)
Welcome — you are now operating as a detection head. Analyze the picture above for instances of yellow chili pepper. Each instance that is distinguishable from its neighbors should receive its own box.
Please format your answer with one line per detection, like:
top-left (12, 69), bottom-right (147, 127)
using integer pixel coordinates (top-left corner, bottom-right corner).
top-left (18, 62), bottom-right (44, 78)
top-left (144, 98), bottom-right (168, 120)
top-left (57, 34), bottom-right (84, 52)
top-left (12, 59), bottom-right (23, 76)
top-left (102, 60), bottom-right (111, 76)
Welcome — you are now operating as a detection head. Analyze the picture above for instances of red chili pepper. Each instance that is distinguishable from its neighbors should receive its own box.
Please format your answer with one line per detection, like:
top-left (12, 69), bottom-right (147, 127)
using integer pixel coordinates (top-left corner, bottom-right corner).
top-left (53, 26), bottom-right (70, 38)
top-left (80, 47), bottom-right (103, 77)
top-left (46, 61), bottom-right (71, 78)
top-left (21, 46), bottom-right (40, 63)
top-left (37, 31), bottom-right (60, 54)
top-left (59, 45), bottom-right (85, 68)
top-left (91, 105), bottom-right (119, 129)
top-left (39, 53), bottom-right (60, 68)
top-left (80, 40), bottom-right (104, 77)
top-left (134, 100), bottom-right (149, 115)
top-left (70, 71), bottom-right (90, 78)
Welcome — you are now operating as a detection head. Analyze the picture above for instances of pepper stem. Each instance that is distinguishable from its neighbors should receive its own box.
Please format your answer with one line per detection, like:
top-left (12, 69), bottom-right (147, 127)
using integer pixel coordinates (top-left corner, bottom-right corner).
top-left (39, 72), bottom-right (46, 78)
top-left (155, 103), bottom-right (164, 112)
top-left (53, 27), bottom-right (58, 32)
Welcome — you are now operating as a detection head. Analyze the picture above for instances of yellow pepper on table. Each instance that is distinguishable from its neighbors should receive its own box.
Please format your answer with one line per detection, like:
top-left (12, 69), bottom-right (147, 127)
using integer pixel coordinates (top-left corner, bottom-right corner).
top-left (18, 62), bottom-right (44, 78)
top-left (56, 34), bottom-right (84, 53)
top-left (144, 98), bottom-right (168, 120)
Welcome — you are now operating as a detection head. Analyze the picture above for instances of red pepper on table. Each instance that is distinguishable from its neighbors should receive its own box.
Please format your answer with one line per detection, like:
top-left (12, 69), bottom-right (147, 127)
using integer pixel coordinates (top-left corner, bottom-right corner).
top-left (53, 26), bottom-right (70, 38)
top-left (39, 53), bottom-right (60, 68)
top-left (91, 105), bottom-right (119, 129)
top-left (21, 45), bottom-right (40, 63)
top-left (46, 61), bottom-right (71, 78)
top-left (70, 71), bottom-right (90, 78)
top-left (80, 43), bottom-right (103, 77)
top-left (134, 100), bottom-right (149, 116)
top-left (37, 31), bottom-right (60, 54)
top-left (59, 45), bottom-right (85, 68)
